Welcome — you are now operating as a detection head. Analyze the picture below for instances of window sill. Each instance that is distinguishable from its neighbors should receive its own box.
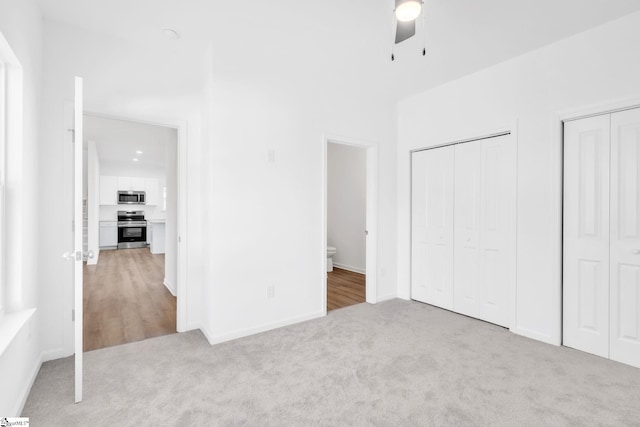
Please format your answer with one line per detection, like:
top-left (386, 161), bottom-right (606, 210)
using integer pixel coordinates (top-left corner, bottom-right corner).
top-left (0, 308), bottom-right (36, 357)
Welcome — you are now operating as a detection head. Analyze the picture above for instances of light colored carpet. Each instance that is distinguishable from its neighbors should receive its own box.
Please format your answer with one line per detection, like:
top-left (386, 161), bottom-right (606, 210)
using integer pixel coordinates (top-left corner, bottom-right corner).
top-left (22, 299), bottom-right (640, 426)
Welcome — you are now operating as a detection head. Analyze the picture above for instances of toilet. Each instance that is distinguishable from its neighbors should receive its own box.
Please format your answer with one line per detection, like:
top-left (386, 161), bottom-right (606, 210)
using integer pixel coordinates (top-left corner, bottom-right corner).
top-left (327, 246), bottom-right (337, 272)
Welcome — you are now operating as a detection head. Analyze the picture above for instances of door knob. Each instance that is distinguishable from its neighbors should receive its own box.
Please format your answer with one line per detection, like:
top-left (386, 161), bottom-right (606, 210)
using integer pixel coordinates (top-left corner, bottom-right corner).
top-left (632, 249), bottom-right (640, 255)
top-left (84, 250), bottom-right (94, 259)
top-left (62, 251), bottom-right (80, 261)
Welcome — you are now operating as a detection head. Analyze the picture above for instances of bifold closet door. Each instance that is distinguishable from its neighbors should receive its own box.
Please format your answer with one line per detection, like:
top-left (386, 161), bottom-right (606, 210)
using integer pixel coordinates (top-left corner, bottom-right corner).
top-left (610, 108), bottom-right (640, 368)
top-left (453, 135), bottom-right (515, 327)
top-left (563, 114), bottom-right (611, 359)
top-left (411, 146), bottom-right (454, 309)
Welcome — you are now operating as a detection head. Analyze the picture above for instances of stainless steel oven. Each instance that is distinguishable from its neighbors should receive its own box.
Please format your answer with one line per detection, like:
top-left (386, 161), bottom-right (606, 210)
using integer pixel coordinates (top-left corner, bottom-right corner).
top-left (117, 210), bottom-right (147, 249)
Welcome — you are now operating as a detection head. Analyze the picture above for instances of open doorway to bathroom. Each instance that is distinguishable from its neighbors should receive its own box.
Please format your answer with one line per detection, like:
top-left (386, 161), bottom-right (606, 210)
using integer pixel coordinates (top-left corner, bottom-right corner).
top-left (326, 141), bottom-right (368, 311)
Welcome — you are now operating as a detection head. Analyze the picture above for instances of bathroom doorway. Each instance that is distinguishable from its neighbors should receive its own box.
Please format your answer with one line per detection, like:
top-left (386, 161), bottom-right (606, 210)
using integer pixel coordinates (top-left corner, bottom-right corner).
top-left (323, 136), bottom-right (378, 313)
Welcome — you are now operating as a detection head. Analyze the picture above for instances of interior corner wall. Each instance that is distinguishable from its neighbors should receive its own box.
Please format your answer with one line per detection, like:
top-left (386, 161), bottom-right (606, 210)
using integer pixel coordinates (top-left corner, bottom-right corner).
top-left (397, 10), bottom-right (640, 345)
top-left (0, 0), bottom-right (43, 415)
top-left (205, 73), bottom-right (397, 343)
top-left (327, 142), bottom-right (367, 273)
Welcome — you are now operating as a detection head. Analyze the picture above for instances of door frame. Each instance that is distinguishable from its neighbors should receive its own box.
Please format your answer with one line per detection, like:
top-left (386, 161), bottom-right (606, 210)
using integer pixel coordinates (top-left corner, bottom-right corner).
top-left (322, 133), bottom-right (378, 314)
top-left (78, 110), bottom-right (189, 333)
top-left (555, 96), bottom-right (640, 347)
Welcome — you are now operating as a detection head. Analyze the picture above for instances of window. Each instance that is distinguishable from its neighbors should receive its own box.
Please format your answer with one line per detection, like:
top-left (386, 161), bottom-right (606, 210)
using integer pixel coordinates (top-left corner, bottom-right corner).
top-left (0, 31), bottom-right (23, 315)
top-left (0, 51), bottom-right (8, 314)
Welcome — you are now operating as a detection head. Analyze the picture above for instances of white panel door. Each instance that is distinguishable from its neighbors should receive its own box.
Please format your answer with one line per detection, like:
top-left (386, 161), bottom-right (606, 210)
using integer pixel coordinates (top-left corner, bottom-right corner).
top-left (610, 108), bottom-right (640, 368)
top-left (563, 114), bottom-right (610, 359)
top-left (411, 147), bottom-right (454, 309)
top-left (477, 135), bottom-right (516, 327)
top-left (453, 142), bottom-right (482, 318)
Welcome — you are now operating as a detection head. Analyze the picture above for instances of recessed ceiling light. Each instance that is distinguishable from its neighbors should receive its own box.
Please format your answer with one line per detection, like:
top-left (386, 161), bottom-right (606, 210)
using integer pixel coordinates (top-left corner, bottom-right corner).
top-left (162, 28), bottom-right (180, 40)
top-left (133, 158), bottom-right (139, 162)
top-left (136, 150), bottom-right (143, 154)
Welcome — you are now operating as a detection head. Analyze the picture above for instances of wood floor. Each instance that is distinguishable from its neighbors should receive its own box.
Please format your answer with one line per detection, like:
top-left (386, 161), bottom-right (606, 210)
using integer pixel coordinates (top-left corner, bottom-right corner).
top-left (83, 248), bottom-right (176, 352)
top-left (327, 268), bottom-right (365, 311)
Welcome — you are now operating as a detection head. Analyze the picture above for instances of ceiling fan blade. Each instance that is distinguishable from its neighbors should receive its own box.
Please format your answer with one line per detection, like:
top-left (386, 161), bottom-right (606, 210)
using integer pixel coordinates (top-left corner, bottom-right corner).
top-left (395, 20), bottom-right (415, 44)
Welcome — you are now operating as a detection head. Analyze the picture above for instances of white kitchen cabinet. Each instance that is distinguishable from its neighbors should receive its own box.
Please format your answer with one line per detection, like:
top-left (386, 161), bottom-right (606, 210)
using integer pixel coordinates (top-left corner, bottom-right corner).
top-left (99, 221), bottom-right (118, 248)
top-left (131, 177), bottom-right (145, 191)
top-left (117, 176), bottom-right (132, 191)
top-left (117, 176), bottom-right (145, 191)
top-left (145, 178), bottom-right (159, 205)
top-left (99, 176), bottom-right (118, 205)
top-left (149, 220), bottom-right (165, 254)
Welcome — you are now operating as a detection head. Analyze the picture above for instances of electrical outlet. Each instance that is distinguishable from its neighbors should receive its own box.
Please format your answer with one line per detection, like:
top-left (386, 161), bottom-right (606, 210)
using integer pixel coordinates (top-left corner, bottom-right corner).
top-left (267, 284), bottom-right (275, 298)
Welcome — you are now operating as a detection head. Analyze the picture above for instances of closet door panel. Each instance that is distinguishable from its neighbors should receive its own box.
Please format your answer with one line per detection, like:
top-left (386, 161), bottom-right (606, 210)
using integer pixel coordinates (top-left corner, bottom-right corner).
top-left (478, 135), bottom-right (515, 327)
top-left (411, 147), bottom-right (455, 309)
top-left (563, 115), bottom-right (610, 358)
top-left (610, 108), bottom-right (640, 368)
top-left (454, 142), bottom-right (481, 318)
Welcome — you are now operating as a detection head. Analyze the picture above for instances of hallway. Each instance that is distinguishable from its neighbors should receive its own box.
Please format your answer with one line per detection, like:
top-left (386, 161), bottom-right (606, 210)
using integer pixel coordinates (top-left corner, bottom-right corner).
top-left (83, 248), bottom-right (176, 351)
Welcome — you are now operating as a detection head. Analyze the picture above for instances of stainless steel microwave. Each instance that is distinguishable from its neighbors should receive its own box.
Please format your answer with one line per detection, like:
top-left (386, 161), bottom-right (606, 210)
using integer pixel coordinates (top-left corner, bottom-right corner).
top-left (117, 191), bottom-right (146, 205)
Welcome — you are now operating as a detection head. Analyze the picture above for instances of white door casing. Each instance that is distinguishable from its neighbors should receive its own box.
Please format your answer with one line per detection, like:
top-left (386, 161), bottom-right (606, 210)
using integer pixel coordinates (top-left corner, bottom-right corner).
top-left (563, 114), bottom-right (611, 359)
top-left (411, 147), bottom-right (454, 309)
top-left (610, 108), bottom-right (640, 368)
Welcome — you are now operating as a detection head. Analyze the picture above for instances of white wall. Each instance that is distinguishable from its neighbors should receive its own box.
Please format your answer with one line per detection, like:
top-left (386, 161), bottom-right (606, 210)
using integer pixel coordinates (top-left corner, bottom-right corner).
top-left (327, 143), bottom-right (366, 273)
top-left (0, 0), bottom-right (43, 415)
top-left (204, 62), bottom-right (397, 342)
top-left (164, 135), bottom-right (177, 295)
top-left (397, 11), bottom-right (640, 345)
top-left (38, 20), bottom-right (207, 358)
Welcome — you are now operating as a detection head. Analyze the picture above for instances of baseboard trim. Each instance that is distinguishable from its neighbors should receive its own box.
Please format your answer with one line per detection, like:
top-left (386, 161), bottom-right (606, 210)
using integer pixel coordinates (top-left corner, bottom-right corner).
top-left (163, 279), bottom-right (176, 297)
top-left (511, 326), bottom-right (558, 346)
top-left (13, 351), bottom-right (43, 416)
top-left (199, 324), bottom-right (214, 344)
top-left (41, 347), bottom-right (66, 362)
top-left (375, 293), bottom-right (397, 303)
top-left (204, 311), bottom-right (325, 345)
top-left (333, 263), bottom-right (366, 274)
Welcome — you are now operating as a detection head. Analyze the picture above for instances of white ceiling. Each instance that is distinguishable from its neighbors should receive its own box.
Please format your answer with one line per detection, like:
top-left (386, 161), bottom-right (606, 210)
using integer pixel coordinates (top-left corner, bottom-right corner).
top-left (84, 114), bottom-right (176, 172)
top-left (37, 0), bottom-right (640, 99)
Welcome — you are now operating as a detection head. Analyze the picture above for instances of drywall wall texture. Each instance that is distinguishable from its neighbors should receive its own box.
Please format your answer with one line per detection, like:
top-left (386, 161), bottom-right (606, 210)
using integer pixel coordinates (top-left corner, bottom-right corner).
top-left (397, 11), bottom-right (640, 345)
top-left (203, 0), bottom-right (398, 341)
top-left (327, 142), bottom-right (367, 273)
top-left (0, 0), bottom-right (43, 415)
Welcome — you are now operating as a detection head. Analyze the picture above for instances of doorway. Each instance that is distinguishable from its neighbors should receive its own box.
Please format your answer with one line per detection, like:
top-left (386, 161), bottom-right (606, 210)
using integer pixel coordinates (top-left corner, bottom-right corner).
top-left (82, 114), bottom-right (178, 351)
top-left (323, 136), bottom-right (378, 313)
